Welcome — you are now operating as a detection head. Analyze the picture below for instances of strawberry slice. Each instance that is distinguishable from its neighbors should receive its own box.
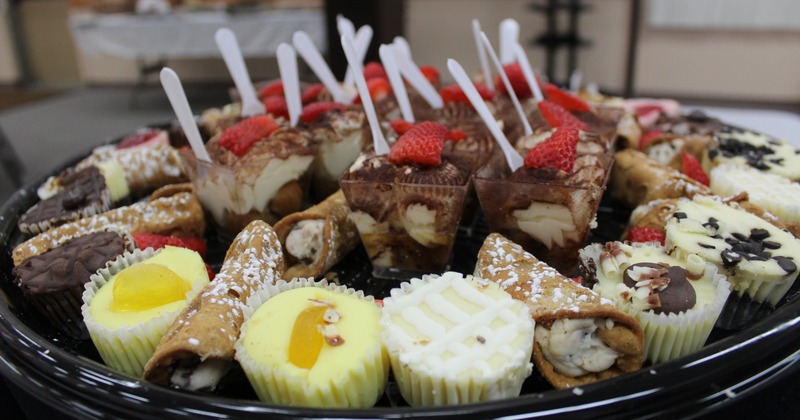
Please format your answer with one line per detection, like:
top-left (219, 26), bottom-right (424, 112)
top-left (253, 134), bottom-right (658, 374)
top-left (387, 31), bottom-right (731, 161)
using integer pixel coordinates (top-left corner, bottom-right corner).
top-left (354, 78), bottom-right (392, 104)
top-left (301, 83), bottom-right (324, 104)
top-left (638, 129), bottom-right (665, 151)
top-left (259, 80), bottom-right (284, 99)
top-left (390, 119), bottom-right (414, 135)
top-left (446, 130), bottom-right (465, 142)
top-left (494, 63), bottom-right (532, 100)
top-left (300, 101), bottom-right (346, 123)
top-left (538, 100), bottom-right (589, 130)
top-left (205, 264), bottom-right (216, 281)
top-left (439, 82), bottom-right (494, 106)
top-left (263, 96), bottom-right (289, 119)
top-left (117, 129), bottom-right (162, 149)
top-left (363, 61), bottom-right (388, 81)
top-left (217, 115), bottom-right (279, 156)
top-left (627, 227), bottom-right (666, 246)
top-left (680, 152), bottom-right (710, 186)
top-left (133, 233), bottom-right (208, 257)
top-left (388, 121), bottom-right (448, 166)
top-left (542, 83), bottom-right (592, 112)
top-left (419, 65), bottom-right (440, 85)
top-left (523, 127), bottom-right (579, 172)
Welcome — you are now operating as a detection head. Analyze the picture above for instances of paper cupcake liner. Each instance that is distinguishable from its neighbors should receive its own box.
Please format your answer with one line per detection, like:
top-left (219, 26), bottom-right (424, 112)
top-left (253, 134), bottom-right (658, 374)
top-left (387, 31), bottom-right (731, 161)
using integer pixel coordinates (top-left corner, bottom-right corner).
top-left (669, 243), bottom-right (798, 329)
top-left (381, 273), bottom-right (534, 407)
top-left (18, 188), bottom-right (113, 236)
top-left (235, 278), bottom-right (387, 408)
top-left (81, 247), bottom-right (198, 378)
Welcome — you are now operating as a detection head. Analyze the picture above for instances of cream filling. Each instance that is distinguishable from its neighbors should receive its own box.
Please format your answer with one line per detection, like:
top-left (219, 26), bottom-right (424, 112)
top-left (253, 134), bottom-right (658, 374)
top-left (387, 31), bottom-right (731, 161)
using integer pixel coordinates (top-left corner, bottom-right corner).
top-left (169, 359), bottom-right (230, 391)
top-left (316, 129), bottom-right (363, 181)
top-left (196, 155), bottom-right (313, 223)
top-left (514, 202), bottom-right (578, 248)
top-left (402, 203), bottom-right (447, 247)
top-left (285, 219), bottom-right (325, 263)
top-left (536, 318), bottom-right (619, 377)
top-left (96, 160), bottom-right (130, 202)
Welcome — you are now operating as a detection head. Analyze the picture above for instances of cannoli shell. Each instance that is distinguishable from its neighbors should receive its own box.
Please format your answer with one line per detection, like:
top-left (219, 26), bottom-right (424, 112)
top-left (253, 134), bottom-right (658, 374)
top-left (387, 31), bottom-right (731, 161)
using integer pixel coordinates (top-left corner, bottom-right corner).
top-left (143, 220), bottom-right (284, 386)
top-left (78, 143), bottom-right (186, 197)
top-left (611, 149), bottom-right (710, 208)
top-left (273, 189), bottom-right (360, 280)
top-left (475, 233), bottom-right (644, 389)
top-left (13, 184), bottom-right (205, 265)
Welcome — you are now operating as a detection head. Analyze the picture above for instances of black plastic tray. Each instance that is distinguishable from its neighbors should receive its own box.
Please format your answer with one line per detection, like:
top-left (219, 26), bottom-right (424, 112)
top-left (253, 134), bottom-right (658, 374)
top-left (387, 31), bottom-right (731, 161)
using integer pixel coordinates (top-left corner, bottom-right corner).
top-left (2, 131), bottom-right (800, 419)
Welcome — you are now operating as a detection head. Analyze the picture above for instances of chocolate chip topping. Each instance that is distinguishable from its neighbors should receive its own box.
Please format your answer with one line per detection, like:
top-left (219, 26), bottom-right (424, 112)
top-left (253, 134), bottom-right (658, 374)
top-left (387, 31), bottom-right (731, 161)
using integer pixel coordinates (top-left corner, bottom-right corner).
top-left (673, 212), bottom-right (687, 220)
top-left (18, 167), bottom-right (108, 228)
top-left (12, 232), bottom-right (126, 295)
top-left (713, 133), bottom-right (779, 170)
top-left (775, 257), bottom-right (797, 274)
top-left (623, 262), bottom-right (696, 314)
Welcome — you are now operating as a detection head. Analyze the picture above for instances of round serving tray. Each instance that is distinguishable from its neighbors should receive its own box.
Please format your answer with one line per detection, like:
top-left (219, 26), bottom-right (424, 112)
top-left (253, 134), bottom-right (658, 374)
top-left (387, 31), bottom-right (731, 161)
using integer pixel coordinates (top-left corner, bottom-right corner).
top-left (2, 125), bottom-right (800, 419)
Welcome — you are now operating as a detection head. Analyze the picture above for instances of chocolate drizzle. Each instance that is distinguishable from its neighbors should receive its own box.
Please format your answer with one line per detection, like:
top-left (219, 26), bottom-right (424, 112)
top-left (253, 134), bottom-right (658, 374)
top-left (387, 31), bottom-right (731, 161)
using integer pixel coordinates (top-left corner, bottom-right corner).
top-left (623, 262), bottom-right (696, 314)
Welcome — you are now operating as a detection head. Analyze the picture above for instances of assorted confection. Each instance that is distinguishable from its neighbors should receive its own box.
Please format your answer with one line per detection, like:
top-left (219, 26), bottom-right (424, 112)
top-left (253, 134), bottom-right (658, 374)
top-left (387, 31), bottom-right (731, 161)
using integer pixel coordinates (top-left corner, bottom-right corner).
top-left (4, 16), bottom-right (800, 411)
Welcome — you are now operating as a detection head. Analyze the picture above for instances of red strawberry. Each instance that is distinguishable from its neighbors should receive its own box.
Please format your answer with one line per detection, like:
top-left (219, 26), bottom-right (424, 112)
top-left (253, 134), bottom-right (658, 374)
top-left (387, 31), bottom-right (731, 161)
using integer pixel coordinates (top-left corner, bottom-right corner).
top-left (363, 61), bottom-right (387, 81)
top-left (259, 80), bottom-right (284, 99)
top-left (300, 83), bottom-right (324, 104)
top-left (117, 129), bottom-right (161, 149)
top-left (132, 233), bottom-right (208, 257)
top-left (263, 96), bottom-right (289, 119)
top-left (523, 127), bottom-right (579, 172)
top-left (627, 227), bottom-right (666, 246)
top-left (354, 78), bottom-right (392, 103)
top-left (632, 104), bottom-right (663, 128)
top-left (388, 121), bottom-right (448, 166)
top-left (538, 100), bottom-right (588, 130)
top-left (390, 119), bottom-right (414, 135)
top-left (494, 63), bottom-right (532, 100)
top-left (299, 101), bottom-right (346, 123)
top-left (639, 129), bottom-right (665, 151)
top-left (217, 115), bottom-right (279, 156)
top-left (439, 82), bottom-right (494, 106)
top-left (680, 152), bottom-right (710, 186)
top-left (205, 264), bottom-right (216, 281)
top-left (419, 65), bottom-right (440, 85)
top-left (571, 276), bottom-right (582, 284)
top-left (446, 129), bottom-right (465, 142)
top-left (542, 83), bottom-right (592, 112)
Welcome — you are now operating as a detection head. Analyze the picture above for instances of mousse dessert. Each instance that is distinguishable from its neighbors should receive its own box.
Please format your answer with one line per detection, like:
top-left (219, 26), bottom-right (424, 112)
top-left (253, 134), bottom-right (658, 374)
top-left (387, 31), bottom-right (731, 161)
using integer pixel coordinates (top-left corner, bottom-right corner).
top-left (180, 114), bottom-right (318, 237)
top-left (474, 127), bottom-right (612, 274)
top-left (339, 121), bottom-right (472, 278)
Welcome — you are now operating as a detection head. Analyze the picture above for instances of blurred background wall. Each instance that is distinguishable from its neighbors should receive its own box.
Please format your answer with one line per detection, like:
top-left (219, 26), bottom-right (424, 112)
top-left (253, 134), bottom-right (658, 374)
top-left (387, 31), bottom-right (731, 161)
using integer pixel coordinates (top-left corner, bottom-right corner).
top-left (1, 0), bottom-right (799, 103)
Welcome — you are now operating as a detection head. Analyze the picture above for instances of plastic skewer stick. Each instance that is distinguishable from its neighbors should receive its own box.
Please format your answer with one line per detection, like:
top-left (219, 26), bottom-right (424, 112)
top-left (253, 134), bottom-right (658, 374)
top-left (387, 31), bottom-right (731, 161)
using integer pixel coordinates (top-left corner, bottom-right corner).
top-left (570, 69), bottom-right (583, 93)
top-left (336, 14), bottom-right (355, 42)
top-left (447, 59), bottom-right (522, 172)
top-left (472, 19), bottom-right (493, 91)
top-left (392, 36), bottom-right (412, 59)
top-left (343, 25), bottom-right (374, 88)
top-left (393, 42), bottom-right (443, 109)
top-left (160, 67), bottom-right (211, 163)
top-left (380, 44), bottom-right (414, 122)
top-left (341, 35), bottom-right (390, 155)
top-left (277, 43), bottom-right (301, 127)
top-left (480, 32), bottom-right (532, 136)
top-left (215, 28), bottom-right (262, 117)
top-left (513, 43), bottom-right (544, 103)
top-left (293, 31), bottom-right (354, 104)
top-left (499, 19), bottom-right (520, 65)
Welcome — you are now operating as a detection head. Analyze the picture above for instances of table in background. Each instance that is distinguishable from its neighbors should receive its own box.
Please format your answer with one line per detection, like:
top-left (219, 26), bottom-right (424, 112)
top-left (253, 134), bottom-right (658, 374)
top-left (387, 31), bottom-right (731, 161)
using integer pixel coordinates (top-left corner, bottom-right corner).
top-left (68, 7), bottom-right (326, 104)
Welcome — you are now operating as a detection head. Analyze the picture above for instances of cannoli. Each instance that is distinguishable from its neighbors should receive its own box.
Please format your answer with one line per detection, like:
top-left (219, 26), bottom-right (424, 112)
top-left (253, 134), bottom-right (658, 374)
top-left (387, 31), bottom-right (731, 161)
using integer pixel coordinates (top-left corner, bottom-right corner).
top-left (474, 233), bottom-right (644, 389)
top-left (273, 189), bottom-right (360, 280)
top-left (611, 149), bottom-right (710, 208)
top-left (13, 184), bottom-right (204, 265)
top-left (142, 220), bottom-right (284, 391)
top-left (76, 142), bottom-right (186, 197)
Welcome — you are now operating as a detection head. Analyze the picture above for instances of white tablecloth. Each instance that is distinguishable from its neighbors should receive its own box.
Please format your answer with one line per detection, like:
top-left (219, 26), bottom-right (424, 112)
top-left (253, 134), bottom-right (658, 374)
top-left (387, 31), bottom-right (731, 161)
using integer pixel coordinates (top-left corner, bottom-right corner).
top-left (69, 8), bottom-right (326, 60)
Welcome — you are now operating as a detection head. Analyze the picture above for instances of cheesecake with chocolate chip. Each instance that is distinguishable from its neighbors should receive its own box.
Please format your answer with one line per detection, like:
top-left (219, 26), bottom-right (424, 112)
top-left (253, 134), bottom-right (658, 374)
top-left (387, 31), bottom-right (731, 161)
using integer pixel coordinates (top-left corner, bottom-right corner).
top-left (579, 241), bottom-right (730, 364)
top-left (664, 195), bottom-right (800, 328)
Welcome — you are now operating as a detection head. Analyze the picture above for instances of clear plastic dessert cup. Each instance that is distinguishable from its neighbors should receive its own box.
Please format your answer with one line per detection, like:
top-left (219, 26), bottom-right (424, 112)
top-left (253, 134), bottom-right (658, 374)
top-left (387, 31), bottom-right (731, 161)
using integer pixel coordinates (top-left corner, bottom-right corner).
top-left (339, 155), bottom-right (471, 279)
top-left (180, 149), bottom-right (314, 239)
top-left (474, 150), bottom-right (613, 275)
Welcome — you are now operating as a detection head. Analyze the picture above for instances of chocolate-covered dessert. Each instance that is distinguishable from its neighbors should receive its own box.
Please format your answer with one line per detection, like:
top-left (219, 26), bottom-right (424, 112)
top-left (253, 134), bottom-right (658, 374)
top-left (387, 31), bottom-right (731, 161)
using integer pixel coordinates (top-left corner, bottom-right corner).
top-left (12, 231), bottom-right (129, 337)
top-left (18, 166), bottom-right (112, 236)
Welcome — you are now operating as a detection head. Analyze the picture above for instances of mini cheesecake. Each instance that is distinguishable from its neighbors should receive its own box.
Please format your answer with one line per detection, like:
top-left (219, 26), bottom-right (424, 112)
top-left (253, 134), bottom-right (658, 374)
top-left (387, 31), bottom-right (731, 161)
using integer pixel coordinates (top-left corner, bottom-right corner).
top-left (705, 127), bottom-right (800, 181)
